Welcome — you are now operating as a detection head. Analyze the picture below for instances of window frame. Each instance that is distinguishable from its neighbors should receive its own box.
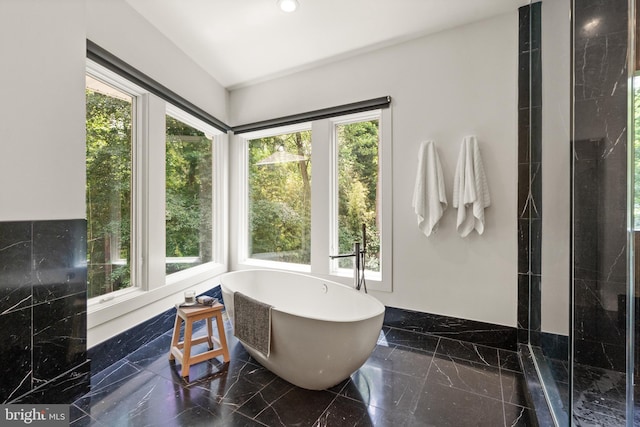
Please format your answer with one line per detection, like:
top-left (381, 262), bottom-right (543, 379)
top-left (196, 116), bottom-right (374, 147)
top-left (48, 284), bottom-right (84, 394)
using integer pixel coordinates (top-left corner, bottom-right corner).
top-left (329, 110), bottom-right (384, 282)
top-left (236, 122), bottom-right (313, 272)
top-left (86, 59), bottom-right (228, 328)
top-left (165, 103), bottom-right (219, 275)
top-left (233, 109), bottom-right (392, 292)
top-left (85, 60), bottom-right (143, 301)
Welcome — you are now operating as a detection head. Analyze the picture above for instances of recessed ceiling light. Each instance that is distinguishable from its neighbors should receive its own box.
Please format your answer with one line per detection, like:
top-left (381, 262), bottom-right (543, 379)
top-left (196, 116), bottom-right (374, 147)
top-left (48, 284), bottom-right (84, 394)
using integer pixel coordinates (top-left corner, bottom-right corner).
top-left (277, 0), bottom-right (299, 13)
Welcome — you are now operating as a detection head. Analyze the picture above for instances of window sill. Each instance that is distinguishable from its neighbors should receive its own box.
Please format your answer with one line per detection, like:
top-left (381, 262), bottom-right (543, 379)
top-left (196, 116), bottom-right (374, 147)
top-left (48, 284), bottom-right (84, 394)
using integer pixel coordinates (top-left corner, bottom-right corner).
top-left (238, 258), bottom-right (311, 273)
top-left (331, 268), bottom-right (382, 282)
top-left (87, 262), bottom-right (227, 346)
top-left (326, 272), bottom-right (390, 293)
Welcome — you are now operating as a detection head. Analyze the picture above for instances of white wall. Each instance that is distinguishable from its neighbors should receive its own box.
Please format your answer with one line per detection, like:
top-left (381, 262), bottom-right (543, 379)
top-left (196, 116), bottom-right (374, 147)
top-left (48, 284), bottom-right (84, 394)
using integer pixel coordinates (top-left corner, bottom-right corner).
top-left (230, 13), bottom-right (519, 327)
top-left (86, 0), bottom-right (228, 123)
top-left (0, 0), bottom-right (86, 221)
top-left (541, 0), bottom-right (571, 335)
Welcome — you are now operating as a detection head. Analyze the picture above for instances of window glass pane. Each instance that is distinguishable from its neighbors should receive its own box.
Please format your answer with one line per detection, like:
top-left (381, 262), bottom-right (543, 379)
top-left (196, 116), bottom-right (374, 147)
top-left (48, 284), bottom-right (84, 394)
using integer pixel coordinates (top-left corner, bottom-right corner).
top-left (86, 75), bottom-right (133, 298)
top-left (337, 119), bottom-right (381, 273)
top-left (165, 116), bottom-right (213, 274)
top-left (248, 131), bottom-right (311, 264)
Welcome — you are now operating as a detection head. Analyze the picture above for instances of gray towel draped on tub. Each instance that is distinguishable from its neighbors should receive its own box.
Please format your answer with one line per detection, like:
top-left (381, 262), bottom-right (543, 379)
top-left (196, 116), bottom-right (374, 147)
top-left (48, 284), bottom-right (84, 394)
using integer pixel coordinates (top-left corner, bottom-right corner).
top-left (233, 291), bottom-right (273, 357)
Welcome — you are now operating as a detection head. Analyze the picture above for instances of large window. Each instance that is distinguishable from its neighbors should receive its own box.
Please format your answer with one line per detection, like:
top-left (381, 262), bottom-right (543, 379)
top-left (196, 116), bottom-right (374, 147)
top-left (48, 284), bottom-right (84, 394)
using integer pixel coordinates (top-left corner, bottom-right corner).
top-left (334, 116), bottom-right (381, 276)
top-left (86, 59), bottom-right (227, 313)
top-left (236, 109), bottom-right (391, 291)
top-left (86, 74), bottom-right (134, 299)
top-left (247, 129), bottom-right (312, 265)
top-left (166, 114), bottom-right (213, 274)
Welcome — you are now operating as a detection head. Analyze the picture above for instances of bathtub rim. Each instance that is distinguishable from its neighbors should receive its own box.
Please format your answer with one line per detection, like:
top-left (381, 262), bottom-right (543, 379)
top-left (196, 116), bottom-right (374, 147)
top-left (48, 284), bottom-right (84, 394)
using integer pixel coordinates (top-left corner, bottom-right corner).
top-left (219, 268), bottom-right (386, 323)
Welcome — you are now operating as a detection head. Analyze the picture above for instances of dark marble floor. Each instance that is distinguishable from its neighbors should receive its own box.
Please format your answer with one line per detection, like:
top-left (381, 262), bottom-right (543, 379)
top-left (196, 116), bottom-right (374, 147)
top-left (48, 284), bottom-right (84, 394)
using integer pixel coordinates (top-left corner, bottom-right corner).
top-left (71, 315), bottom-right (535, 426)
top-left (572, 364), bottom-right (639, 427)
top-left (533, 353), bottom-right (639, 426)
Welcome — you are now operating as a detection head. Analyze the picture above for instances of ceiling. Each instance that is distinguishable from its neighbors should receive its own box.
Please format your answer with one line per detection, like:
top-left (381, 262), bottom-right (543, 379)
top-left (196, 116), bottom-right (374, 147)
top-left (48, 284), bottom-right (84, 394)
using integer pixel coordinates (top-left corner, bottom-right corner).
top-left (125, 0), bottom-right (528, 90)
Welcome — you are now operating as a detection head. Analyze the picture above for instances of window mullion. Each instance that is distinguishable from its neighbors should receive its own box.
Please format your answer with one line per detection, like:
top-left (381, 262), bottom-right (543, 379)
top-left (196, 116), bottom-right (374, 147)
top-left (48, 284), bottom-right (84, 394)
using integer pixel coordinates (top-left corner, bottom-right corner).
top-left (213, 133), bottom-right (229, 268)
top-left (133, 93), bottom-right (147, 290)
top-left (310, 119), bottom-right (331, 275)
top-left (145, 95), bottom-right (167, 290)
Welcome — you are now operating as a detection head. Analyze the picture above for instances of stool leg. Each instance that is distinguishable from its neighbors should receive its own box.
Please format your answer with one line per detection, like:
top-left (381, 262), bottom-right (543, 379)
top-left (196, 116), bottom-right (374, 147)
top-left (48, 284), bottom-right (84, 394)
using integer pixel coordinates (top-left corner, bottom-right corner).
top-left (215, 312), bottom-right (230, 362)
top-left (169, 315), bottom-right (182, 361)
top-left (206, 318), bottom-right (214, 350)
top-left (181, 318), bottom-right (193, 377)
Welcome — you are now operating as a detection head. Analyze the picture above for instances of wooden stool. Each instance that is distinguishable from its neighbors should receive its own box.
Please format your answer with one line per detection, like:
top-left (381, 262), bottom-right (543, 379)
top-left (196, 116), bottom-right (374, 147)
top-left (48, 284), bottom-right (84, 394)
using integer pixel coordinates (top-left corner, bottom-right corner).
top-left (169, 302), bottom-right (230, 377)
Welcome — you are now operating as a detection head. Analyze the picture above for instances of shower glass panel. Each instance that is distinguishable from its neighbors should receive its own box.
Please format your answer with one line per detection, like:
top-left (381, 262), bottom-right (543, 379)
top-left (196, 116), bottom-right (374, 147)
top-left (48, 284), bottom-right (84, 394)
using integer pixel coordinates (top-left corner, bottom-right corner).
top-left (523, 0), bottom-right (571, 425)
top-left (523, 0), bottom-right (637, 424)
top-left (571, 0), bottom-right (634, 425)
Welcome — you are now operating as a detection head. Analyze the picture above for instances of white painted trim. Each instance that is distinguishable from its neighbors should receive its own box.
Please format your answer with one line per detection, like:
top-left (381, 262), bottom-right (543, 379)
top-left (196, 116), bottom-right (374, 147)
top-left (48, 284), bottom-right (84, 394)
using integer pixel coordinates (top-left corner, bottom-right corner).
top-left (133, 93), bottom-right (148, 290)
top-left (147, 95), bottom-right (167, 289)
top-left (237, 258), bottom-right (311, 273)
top-left (310, 119), bottom-right (331, 276)
top-left (379, 107), bottom-right (393, 292)
top-left (214, 133), bottom-right (230, 269)
top-left (166, 103), bottom-right (223, 139)
top-left (234, 134), bottom-right (249, 266)
top-left (86, 59), bottom-right (145, 97)
top-left (239, 121), bottom-right (311, 140)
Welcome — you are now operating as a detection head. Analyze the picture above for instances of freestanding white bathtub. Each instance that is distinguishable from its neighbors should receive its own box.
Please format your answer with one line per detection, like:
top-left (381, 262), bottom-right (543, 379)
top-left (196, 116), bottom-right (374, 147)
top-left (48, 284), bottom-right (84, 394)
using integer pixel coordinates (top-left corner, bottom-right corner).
top-left (219, 269), bottom-right (385, 390)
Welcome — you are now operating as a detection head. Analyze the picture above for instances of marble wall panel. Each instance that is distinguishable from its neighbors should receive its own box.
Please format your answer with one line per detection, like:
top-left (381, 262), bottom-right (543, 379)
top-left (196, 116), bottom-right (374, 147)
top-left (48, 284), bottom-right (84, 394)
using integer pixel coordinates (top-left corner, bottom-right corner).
top-left (0, 222), bottom-right (32, 311)
top-left (383, 306), bottom-right (517, 351)
top-left (517, 2), bottom-right (543, 344)
top-left (0, 220), bottom-right (88, 404)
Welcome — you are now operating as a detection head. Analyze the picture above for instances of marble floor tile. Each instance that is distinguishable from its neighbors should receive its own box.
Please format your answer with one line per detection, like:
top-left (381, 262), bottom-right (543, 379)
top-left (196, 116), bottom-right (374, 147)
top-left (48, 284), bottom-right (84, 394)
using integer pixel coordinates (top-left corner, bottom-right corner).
top-left (427, 355), bottom-right (504, 401)
top-left (73, 321), bottom-right (536, 426)
top-left (499, 349), bottom-right (522, 373)
top-left (435, 337), bottom-right (500, 367)
top-left (313, 395), bottom-right (369, 427)
top-left (341, 364), bottom-right (425, 415)
top-left (409, 380), bottom-right (506, 427)
top-left (253, 388), bottom-right (335, 426)
top-left (503, 403), bottom-right (536, 426)
top-left (383, 327), bottom-right (440, 352)
top-left (500, 370), bottom-right (530, 408)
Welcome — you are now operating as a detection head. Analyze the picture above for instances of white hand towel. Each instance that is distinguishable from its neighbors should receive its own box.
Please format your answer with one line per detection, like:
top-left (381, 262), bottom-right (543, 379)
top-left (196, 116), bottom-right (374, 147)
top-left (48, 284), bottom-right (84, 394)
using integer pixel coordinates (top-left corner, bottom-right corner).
top-left (412, 141), bottom-right (447, 236)
top-left (453, 136), bottom-right (490, 237)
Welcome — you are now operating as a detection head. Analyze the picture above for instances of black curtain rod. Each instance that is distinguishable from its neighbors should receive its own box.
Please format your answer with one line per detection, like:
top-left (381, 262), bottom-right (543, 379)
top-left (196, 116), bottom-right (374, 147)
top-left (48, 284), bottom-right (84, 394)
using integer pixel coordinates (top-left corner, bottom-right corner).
top-left (87, 40), bottom-right (232, 133)
top-left (232, 96), bottom-right (391, 135)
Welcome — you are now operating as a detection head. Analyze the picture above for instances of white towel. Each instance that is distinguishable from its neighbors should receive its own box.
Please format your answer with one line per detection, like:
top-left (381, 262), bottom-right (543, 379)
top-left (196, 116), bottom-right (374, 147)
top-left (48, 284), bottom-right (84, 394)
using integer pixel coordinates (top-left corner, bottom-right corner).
top-left (453, 136), bottom-right (490, 237)
top-left (412, 141), bottom-right (447, 236)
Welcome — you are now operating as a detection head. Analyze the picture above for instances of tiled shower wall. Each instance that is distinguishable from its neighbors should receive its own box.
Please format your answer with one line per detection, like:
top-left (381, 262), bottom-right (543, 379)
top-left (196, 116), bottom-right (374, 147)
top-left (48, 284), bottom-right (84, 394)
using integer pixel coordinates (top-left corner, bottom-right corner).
top-left (518, 2), bottom-right (543, 346)
top-left (572, 0), bottom-right (628, 372)
top-left (0, 220), bottom-right (89, 404)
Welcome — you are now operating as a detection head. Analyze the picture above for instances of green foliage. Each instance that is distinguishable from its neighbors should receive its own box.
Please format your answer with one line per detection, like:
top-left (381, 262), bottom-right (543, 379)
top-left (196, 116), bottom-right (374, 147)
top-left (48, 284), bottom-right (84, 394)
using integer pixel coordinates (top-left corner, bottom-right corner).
top-left (248, 131), bottom-right (311, 264)
top-left (165, 116), bottom-right (213, 273)
top-left (337, 120), bottom-right (381, 272)
top-left (86, 88), bottom-right (132, 298)
top-left (246, 120), bottom-right (381, 272)
top-left (86, 86), bottom-right (214, 298)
